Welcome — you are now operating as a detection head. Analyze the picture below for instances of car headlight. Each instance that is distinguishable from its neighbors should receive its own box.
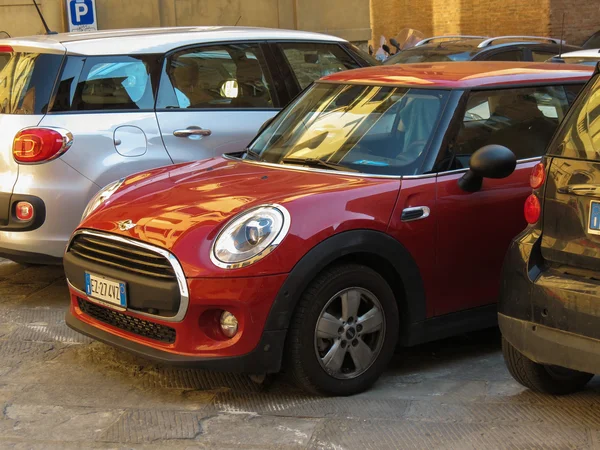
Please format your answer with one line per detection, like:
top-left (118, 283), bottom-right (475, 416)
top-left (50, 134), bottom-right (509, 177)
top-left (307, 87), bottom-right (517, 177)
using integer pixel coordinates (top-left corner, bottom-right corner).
top-left (211, 204), bottom-right (291, 269)
top-left (81, 178), bottom-right (125, 222)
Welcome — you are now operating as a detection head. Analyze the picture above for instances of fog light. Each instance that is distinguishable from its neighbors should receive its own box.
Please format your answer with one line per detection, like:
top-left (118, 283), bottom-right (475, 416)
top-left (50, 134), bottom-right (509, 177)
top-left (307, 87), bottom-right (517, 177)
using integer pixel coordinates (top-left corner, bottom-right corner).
top-left (15, 201), bottom-right (34, 221)
top-left (220, 311), bottom-right (238, 338)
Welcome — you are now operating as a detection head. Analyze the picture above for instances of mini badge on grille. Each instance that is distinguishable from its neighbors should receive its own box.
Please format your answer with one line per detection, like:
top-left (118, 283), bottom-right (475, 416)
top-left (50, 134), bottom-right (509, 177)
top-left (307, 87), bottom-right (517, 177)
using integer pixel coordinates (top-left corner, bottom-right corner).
top-left (117, 219), bottom-right (136, 231)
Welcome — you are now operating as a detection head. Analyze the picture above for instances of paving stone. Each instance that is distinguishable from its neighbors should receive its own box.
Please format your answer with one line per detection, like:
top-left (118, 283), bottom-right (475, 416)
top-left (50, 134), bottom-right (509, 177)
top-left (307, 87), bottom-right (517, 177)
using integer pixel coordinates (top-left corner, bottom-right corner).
top-left (5, 266), bottom-right (65, 286)
top-left (16, 279), bottom-right (70, 308)
top-left (97, 409), bottom-right (205, 443)
top-left (406, 400), bottom-right (600, 428)
top-left (214, 391), bottom-right (410, 419)
top-left (0, 260), bottom-right (27, 279)
top-left (0, 404), bottom-right (123, 442)
top-left (198, 414), bottom-right (320, 448)
top-left (309, 419), bottom-right (591, 450)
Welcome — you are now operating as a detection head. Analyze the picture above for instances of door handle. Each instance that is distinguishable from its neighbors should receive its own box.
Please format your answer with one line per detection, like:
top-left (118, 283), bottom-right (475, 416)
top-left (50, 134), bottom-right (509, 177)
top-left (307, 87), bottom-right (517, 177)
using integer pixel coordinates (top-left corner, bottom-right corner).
top-left (401, 206), bottom-right (430, 222)
top-left (173, 126), bottom-right (212, 138)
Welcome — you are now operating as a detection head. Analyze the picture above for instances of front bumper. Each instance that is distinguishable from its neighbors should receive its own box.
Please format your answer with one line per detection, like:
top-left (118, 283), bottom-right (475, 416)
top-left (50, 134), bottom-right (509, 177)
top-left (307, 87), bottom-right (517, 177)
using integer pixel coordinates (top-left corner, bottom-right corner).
top-left (499, 314), bottom-right (600, 375)
top-left (66, 309), bottom-right (286, 373)
top-left (67, 272), bottom-right (289, 373)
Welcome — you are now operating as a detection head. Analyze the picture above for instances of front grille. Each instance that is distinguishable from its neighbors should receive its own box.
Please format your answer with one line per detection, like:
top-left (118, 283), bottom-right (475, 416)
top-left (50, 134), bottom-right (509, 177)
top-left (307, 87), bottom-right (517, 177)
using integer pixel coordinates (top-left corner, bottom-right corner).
top-left (69, 234), bottom-right (176, 280)
top-left (78, 298), bottom-right (176, 344)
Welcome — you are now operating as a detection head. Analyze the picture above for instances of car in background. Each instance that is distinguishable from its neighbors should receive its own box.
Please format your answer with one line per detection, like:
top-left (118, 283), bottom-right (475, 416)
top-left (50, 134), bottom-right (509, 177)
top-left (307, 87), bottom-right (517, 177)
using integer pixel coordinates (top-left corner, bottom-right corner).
top-left (63, 62), bottom-right (593, 396)
top-left (384, 35), bottom-right (580, 64)
top-left (0, 27), bottom-right (373, 264)
top-left (582, 30), bottom-right (600, 49)
top-left (500, 66), bottom-right (600, 395)
top-left (547, 48), bottom-right (600, 67)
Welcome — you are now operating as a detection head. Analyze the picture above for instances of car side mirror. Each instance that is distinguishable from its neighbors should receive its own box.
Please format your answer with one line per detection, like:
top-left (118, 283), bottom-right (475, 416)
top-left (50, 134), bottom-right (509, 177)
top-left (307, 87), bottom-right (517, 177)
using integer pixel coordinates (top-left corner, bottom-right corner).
top-left (458, 145), bottom-right (516, 192)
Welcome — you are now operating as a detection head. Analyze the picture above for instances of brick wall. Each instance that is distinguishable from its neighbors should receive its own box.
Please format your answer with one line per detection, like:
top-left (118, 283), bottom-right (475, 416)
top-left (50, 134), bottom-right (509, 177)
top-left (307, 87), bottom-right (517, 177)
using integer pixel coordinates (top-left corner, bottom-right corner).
top-left (371, 0), bottom-right (597, 48)
top-left (549, 0), bottom-right (600, 46)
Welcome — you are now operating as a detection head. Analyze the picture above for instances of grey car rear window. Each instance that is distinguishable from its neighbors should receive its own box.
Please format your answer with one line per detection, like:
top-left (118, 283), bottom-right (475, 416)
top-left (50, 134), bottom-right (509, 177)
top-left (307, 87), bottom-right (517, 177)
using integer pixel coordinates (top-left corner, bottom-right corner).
top-left (51, 55), bottom-right (159, 112)
top-left (547, 74), bottom-right (600, 161)
top-left (0, 52), bottom-right (63, 115)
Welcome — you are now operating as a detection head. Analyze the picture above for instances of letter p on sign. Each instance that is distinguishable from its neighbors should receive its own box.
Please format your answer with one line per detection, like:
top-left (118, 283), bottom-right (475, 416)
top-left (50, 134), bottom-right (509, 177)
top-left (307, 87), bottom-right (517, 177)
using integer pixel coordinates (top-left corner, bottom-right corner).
top-left (75, 2), bottom-right (88, 22)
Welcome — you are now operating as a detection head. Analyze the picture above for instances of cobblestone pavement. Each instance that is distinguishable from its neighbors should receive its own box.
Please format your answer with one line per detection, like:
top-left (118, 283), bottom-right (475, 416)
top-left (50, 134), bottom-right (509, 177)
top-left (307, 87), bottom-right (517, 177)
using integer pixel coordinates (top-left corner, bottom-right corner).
top-left (1, 258), bottom-right (599, 449)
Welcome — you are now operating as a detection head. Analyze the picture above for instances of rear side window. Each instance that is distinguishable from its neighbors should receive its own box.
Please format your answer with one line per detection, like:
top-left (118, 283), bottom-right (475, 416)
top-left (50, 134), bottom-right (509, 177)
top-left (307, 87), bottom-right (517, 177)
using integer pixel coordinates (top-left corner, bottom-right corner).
top-left (278, 43), bottom-right (361, 89)
top-left (51, 55), bottom-right (158, 112)
top-left (451, 85), bottom-right (570, 168)
top-left (0, 52), bottom-right (63, 115)
top-left (548, 75), bottom-right (600, 160)
top-left (156, 44), bottom-right (275, 110)
top-left (531, 50), bottom-right (557, 62)
top-left (485, 50), bottom-right (524, 61)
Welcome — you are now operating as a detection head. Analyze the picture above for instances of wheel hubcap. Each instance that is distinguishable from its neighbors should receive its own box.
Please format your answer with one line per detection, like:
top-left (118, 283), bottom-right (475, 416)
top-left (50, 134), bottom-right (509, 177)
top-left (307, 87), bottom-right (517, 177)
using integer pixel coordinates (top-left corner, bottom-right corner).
top-left (314, 287), bottom-right (386, 380)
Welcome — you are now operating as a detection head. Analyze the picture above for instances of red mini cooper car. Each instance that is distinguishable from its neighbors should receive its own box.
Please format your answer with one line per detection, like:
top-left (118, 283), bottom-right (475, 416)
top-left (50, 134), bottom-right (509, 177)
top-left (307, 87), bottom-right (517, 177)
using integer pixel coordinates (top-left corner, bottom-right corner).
top-left (64, 62), bottom-right (593, 395)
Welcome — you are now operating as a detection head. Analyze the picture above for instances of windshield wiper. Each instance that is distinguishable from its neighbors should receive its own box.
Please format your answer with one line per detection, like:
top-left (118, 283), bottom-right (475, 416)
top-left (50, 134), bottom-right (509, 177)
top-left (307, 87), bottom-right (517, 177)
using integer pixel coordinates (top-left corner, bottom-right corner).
top-left (282, 157), bottom-right (356, 172)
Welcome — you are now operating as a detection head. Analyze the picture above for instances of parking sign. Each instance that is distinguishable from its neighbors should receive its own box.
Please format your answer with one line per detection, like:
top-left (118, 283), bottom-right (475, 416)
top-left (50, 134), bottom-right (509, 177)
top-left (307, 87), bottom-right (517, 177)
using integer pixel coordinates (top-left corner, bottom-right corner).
top-left (66, 0), bottom-right (97, 32)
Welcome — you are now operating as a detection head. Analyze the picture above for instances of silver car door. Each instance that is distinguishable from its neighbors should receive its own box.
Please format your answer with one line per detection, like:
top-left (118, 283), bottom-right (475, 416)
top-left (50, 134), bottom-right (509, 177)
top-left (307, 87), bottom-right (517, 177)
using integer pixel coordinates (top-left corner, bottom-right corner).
top-left (155, 43), bottom-right (279, 163)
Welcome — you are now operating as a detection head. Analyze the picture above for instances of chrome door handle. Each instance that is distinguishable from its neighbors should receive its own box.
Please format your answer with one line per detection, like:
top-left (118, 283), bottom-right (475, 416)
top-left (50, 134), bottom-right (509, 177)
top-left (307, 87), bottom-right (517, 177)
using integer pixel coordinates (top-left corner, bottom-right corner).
top-left (401, 206), bottom-right (430, 222)
top-left (173, 126), bottom-right (212, 138)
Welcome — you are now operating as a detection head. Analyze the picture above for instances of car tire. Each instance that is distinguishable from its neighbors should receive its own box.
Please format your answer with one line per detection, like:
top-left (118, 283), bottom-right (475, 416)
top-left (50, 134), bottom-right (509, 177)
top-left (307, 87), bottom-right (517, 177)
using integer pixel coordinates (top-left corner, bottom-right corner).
top-left (502, 337), bottom-right (593, 395)
top-left (286, 264), bottom-right (399, 396)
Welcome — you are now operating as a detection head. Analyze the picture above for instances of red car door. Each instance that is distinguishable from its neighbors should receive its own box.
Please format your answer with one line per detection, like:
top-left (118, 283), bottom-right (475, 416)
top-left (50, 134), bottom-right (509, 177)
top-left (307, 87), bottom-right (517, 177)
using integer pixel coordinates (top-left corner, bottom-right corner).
top-left (431, 84), bottom-right (575, 316)
top-left (433, 164), bottom-right (534, 316)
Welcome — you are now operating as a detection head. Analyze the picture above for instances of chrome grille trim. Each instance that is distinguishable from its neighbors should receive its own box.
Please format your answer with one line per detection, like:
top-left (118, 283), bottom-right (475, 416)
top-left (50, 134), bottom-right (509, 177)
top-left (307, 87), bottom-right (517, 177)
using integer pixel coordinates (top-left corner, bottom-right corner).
top-left (66, 229), bottom-right (190, 322)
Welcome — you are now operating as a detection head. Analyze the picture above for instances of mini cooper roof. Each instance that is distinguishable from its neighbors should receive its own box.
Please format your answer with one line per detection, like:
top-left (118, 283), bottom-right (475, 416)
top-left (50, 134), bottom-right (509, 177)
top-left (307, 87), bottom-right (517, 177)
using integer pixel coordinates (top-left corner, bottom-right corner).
top-left (321, 62), bottom-right (595, 88)
top-left (0, 26), bottom-right (346, 56)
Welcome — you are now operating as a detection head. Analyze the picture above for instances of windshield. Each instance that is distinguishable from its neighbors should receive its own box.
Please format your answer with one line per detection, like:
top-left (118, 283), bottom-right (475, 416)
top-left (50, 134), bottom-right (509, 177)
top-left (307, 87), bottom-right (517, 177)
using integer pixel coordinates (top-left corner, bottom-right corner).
top-left (385, 47), bottom-right (475, 64)
top-left (248, 83), bottom-right (449, 176)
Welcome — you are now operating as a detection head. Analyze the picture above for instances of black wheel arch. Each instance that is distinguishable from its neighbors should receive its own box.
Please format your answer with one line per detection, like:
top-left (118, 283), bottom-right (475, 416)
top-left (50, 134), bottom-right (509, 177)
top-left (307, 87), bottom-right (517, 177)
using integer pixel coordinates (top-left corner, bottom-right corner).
top-left (263, 229), bottom-right (426, 342)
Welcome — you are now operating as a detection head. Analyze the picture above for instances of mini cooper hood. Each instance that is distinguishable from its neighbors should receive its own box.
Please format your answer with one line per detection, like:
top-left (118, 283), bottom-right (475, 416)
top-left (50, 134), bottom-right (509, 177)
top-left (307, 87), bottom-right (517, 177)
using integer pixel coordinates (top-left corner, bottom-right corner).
top-left (80, 156), bottom-right (400, 276)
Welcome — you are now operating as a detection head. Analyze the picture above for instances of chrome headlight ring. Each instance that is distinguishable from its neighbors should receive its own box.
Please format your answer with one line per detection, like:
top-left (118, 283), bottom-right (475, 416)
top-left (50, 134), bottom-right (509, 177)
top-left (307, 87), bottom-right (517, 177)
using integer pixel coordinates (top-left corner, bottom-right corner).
top-left (210, 204), bottom-right (291, 269)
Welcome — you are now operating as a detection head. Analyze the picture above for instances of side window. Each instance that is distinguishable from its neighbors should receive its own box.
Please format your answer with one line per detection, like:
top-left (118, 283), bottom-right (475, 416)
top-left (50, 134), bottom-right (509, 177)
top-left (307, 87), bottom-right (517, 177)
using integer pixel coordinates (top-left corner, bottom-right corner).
top-left (532, 50), bottom-right (557, 62)
top-left (548, 75), bottom-right (600, 160)
top-left (157, 44), bottom-right (275, 109)
top-left (450, 86), bottom-right (570, 168)
top-left (278, 43), bottom-right (361, 90)
top-left (51, 55), bottom-right (156, 112)
top-left (486, 50), bottom-right (524, 61)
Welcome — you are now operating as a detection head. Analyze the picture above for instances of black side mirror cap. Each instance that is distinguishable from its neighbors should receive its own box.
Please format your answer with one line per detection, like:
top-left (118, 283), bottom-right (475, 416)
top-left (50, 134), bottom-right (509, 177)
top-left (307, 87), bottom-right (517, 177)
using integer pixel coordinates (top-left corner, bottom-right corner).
top-left (458, 145), bottom-right (516, 192)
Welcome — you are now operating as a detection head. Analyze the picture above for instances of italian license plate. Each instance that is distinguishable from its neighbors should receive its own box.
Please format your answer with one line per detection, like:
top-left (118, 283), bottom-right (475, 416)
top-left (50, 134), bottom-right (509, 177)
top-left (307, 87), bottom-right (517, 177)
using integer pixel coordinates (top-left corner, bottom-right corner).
top-left (85, 272), bottom-right (127, 307)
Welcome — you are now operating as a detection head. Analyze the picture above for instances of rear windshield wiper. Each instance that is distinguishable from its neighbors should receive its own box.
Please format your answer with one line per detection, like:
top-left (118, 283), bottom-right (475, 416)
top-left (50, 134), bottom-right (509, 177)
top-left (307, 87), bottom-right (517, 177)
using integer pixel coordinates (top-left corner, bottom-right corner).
top-left (282, 157), bottom-right (356, 172)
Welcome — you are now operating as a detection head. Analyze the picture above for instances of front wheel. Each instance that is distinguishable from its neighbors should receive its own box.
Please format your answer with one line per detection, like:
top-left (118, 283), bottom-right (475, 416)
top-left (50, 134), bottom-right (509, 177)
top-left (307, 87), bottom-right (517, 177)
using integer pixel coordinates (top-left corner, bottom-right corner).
top-left (286, 264), bottom-right (399, 396)
top-left (502, 337), bottom-right (593, 395)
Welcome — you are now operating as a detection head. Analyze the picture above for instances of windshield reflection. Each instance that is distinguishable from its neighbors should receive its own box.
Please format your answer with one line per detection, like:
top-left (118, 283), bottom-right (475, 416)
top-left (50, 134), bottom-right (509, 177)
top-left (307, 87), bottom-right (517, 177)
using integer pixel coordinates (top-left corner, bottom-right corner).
top-left (249, 83), bottom-right (449, 176)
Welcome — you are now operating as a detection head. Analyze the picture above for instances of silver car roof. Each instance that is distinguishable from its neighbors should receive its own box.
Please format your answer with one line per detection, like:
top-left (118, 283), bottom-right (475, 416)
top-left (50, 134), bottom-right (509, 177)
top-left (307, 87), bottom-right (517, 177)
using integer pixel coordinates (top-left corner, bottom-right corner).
top-left (1, 26), bottom-right (347, 55)
top-left (554, 48), bottom-right (600, 58)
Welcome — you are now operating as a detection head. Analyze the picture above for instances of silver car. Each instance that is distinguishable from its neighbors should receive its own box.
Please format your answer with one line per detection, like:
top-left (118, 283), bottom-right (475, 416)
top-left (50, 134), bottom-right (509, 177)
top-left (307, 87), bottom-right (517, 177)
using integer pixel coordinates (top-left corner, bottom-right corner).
top-left (0, 27), bottom-right (374, 263)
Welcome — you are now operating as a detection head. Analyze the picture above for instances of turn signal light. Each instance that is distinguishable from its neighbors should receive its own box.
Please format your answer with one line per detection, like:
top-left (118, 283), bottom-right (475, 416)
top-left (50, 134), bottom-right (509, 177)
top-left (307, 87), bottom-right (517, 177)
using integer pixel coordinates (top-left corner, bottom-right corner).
top-left (524, 194), bottom-right (541, 224)
top-left (13, 128), bottom-right (72, 164)
top-left (530, 163), bottom-right (546, 189)
top-left (15, 202), bottom-right (34, 221)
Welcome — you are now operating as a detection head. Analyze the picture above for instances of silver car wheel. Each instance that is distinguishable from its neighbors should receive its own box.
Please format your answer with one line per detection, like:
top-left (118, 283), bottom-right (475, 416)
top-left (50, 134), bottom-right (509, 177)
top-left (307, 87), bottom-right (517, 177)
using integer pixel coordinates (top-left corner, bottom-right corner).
top-left (314, 287), bottom-right (386, 380)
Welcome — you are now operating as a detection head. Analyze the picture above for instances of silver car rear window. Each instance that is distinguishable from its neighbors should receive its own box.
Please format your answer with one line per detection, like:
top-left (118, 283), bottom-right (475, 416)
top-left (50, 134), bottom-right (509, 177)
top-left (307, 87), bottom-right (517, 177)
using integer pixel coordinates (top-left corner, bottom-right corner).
top-left (50, 55), bottom-right (159, 112)
top-left (0, 51), bottom-right (63, 115)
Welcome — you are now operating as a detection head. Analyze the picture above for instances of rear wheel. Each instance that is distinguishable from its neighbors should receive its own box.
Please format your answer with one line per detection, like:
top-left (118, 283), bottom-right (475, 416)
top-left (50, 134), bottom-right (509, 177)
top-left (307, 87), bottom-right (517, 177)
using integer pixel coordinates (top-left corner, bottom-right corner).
top-left (286, 264), bottom-right (399, 396)
top-left (502, 337), bottom-right (593, 395)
